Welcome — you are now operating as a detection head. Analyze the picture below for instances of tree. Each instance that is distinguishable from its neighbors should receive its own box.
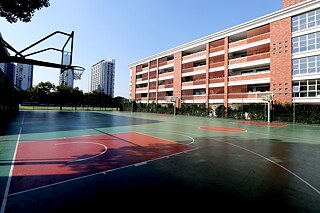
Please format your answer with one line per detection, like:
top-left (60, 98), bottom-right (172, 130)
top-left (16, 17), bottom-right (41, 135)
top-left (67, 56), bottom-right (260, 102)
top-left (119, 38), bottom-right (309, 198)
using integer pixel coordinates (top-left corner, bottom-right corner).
top-left (0, 0), bottom-right (50, 23)
top-left (55, 84), bottom-right (72, 110)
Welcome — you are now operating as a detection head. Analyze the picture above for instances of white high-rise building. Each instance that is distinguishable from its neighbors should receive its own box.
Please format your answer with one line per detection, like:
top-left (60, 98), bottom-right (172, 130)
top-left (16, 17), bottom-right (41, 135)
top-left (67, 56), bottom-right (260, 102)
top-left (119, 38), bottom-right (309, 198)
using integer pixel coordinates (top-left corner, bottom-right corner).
top-left (14, 63), bottom-right (33, 90)
top-left (59, 69), bottom-right (74, 87)
top-left (59, 52), bottom-right (74, 87)
top-left (90, 59), bottom-right (115, 97)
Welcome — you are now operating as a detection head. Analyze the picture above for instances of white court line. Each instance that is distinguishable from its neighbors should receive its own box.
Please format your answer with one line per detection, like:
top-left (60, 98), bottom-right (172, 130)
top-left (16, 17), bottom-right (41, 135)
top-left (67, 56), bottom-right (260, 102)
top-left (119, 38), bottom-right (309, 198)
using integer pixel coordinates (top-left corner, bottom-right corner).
top-left (198, 126), bottom-right (248, 133)
top-left (138, 131), bottom-right (195, 145)
top-left (55, 142), bottom-right (107, 163)
top-left (8, 147), bottom-right (197, 197)
top-left (220, 141), bottom-right (320, 196)
top-left (20, 134), bottom-right (92, 143)
top-left (1, 114), bottom-right (25, 213)
top-left (137, 122), bottom-right (320, 193)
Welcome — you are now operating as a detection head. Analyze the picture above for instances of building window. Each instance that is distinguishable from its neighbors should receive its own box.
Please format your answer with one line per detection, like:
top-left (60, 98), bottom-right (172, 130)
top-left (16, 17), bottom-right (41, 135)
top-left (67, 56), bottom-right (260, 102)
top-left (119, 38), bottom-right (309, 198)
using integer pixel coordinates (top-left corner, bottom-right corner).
top-left (292, 55), bottom-right (320, 75)
top-left (292, 9), bottom-right (320, 32)
top-left (182, 76), bottom-right (193, 82)
top-left (292, 32), bottom-right (320, 54)
top-left (293, 79), bottom-right (320, 97)
top-left (193, 89), bottom-right (206, 95)
top-left (166, 91), bottom-right (173, 96)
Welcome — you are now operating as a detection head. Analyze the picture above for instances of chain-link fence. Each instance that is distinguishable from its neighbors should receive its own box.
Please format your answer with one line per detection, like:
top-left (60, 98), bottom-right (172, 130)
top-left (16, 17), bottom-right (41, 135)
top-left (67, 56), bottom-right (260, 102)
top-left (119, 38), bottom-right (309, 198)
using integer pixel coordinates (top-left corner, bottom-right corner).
top-left (123, 92), bottom-right (320, 124)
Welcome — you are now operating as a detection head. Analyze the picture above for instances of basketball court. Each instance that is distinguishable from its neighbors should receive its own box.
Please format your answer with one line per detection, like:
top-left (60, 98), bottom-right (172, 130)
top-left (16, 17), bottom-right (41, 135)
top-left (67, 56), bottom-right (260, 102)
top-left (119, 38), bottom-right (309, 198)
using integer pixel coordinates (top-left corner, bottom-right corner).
top-left (0, 110), bottom-right (320, 212)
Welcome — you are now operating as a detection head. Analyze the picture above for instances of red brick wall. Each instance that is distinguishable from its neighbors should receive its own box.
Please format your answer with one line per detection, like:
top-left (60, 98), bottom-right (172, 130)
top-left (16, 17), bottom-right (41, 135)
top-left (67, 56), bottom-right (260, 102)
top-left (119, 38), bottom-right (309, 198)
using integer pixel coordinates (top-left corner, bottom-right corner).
top-left (174, 52), bottom-right (182, 107)
top-left (228, 85), bottom-right (247, 94)
top-left (131, 66), bottom-right (137, 100)
top-left (270, 17), bottom-right (292, 104)
top-left (283, 0), bottom-right (307, 8)
top-left (224, 37), bottom-right (229, 108)
top-left (206, 43), bottom-right (210, 107)
top-left (247, 25), bottom-right (270, 38)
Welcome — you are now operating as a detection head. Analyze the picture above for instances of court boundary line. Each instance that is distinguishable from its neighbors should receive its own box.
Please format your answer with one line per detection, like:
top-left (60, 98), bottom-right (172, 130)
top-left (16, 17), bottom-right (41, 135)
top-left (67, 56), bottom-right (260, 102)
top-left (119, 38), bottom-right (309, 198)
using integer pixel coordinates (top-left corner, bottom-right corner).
top-left (8, 146), bottom-right (197, 197)
top-left (217, 141), bottom-right (320, 196)
top-left (55, 142), bottom-right (107, 163)
top-left (167, 121), bottom-right (319, 144)
top-left (1, 113), bottom-right (25, 213)
top-left (135, 131), bottom-right (195, 145)
top-left (19, 135), bottom-right (92, 143)
top-left (198, 126), bottom-right (248, 133)
top-left (232, 121), bottom-right (288, 128)
top-left (138, 122), bottom-right (320, 195)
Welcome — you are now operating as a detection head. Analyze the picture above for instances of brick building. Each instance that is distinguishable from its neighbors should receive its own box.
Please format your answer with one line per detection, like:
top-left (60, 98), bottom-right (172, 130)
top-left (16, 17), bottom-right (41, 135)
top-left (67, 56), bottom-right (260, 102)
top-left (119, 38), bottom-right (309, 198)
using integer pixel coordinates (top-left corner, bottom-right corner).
top-left (129, 0), bottom-right (320, 108)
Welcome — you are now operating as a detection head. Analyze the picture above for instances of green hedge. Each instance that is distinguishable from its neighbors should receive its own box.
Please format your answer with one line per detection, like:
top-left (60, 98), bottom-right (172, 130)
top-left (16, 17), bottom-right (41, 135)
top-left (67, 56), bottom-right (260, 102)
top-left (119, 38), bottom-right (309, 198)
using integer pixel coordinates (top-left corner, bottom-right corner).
top-left (120, 101), bottom-right (320, 125)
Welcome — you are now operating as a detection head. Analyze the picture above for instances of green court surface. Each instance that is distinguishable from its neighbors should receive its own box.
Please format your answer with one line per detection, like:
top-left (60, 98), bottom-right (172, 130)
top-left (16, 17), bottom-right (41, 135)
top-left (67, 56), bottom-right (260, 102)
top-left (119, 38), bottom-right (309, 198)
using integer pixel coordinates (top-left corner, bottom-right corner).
top-left (0, 110), bottom-right (320, 212)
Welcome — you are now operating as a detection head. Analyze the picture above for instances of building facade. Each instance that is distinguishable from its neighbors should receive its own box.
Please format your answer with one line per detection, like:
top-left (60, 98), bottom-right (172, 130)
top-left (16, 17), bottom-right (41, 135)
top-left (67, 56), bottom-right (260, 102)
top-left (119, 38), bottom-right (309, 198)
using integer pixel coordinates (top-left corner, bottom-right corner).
top-left (129, 0), bottom-right (320, 108)
top-left (59, 69), bottom-right (74, 87)
top-left (59, 51), bottom-right (74, 87)
top-left (90, 59), bottom-right (115, 97)
top-left (14, 63), bottom-right (33, 90)
top-left (4, 63), bottom-right (16, 84)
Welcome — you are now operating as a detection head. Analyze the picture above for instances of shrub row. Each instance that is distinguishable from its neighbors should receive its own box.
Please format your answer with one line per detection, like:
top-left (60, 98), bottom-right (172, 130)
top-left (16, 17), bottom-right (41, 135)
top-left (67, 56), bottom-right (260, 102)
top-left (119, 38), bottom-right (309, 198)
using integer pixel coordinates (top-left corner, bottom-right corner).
top-left (121, 101), bottom-right (320, 125)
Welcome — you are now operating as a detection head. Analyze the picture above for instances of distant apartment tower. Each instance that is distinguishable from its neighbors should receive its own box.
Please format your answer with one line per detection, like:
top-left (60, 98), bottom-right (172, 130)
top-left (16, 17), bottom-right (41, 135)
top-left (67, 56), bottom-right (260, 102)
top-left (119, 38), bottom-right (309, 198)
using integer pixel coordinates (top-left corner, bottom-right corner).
top-left (59, 52), bottom-right (74, 87)
top-left (0, 63), bottom-right (5, 73)
top-left (15, 63), bottom-right (33, 90)
top-left (4, 63), bottom-right (16, 84)
top-left (90, 59), bottom-right (115, 97)
top-left (59, 69), bottom-right (74, 87)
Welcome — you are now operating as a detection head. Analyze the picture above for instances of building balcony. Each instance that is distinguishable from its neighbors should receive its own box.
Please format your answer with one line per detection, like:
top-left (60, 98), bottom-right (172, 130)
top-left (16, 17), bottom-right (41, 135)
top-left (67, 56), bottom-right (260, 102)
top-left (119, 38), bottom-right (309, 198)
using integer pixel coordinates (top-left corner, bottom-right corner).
top-left (136, 87), bottom-right (148, 93)
top-left (228, 52), bottom-right (270, 69)
top-left (158, 84), bottom-right (173, 89)
top-left (182, 65), bottom-right (206, 74)
top-left (208, 93), bottom-right (224, 99)
top-left (158, 72), bottom-right (174, 80)
top-left (149, 74), bottom-right (157, 79)
top-left (229, 72), bottom-right (270, 82)
top-left (209, 77), bottom-right (224, 84)
top-left (182, 50), bottom-right (206, 64)
top-left (149, 96), bottom-right (157, 101)
top-left (209, 61), bottom-right (224, 69)
top-left (182, 79), bottom-right (206, 87)
top-left (158, 59), bottom-right (174, 68)
top-left (228, 32), bottom-right (270, 50)
top-left (227, 92), bottom-right (271, 104)
top-left (209, 45), bottom-right (224, 54)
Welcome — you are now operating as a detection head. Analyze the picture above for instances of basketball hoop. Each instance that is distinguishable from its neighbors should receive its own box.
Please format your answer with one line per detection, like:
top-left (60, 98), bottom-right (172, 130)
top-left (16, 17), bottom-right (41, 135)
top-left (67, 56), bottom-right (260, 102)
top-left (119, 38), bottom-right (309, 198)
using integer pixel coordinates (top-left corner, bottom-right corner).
top-left (72, 66), bottom-right (85, 80)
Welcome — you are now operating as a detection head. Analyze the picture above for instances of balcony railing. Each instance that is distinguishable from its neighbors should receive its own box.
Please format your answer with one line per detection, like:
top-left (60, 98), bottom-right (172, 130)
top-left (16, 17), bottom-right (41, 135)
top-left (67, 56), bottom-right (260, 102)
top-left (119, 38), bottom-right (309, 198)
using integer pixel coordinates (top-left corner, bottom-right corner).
top-left (182, 79), bottom-right (206, 87)
top-left (158, 84), bottom-right (173, 89)
top-left (182, 64), bottom-right (206, 73)
top-left (228, 92), bottom-right (271, 99)
top-left (158, 59), bottom-right (174, 67)
top-left (229, 52), bottom-right (270, 65)
top-left (209, 61), bottom-right (224, 69)
top-left (209, 77), bottom-right (224, 84)
top-left (209, 45), bottom-right (224, 53)
top-left (181, 95), bottom-right (207, 100)
top-left (182, 50), bottom-right (206, 62)
top-left (228, 32), bottom-right (270, 49)
top-left (158, 72), bottom-right (174, 79)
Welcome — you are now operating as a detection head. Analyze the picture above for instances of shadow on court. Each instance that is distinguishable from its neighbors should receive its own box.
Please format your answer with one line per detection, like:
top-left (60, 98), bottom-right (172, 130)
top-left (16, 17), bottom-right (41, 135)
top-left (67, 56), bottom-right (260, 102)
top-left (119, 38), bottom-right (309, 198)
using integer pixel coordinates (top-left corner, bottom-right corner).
top-left (0, 111), bottom-right (161, 135)
top-left (4, 135), bottom-right (320, 212)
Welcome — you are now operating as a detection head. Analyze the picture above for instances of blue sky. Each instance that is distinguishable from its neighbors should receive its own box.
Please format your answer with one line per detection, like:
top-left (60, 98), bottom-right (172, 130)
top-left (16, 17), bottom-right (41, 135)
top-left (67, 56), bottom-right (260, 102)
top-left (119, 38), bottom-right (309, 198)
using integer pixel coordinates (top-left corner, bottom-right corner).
top-left (0, 0), bottom-right (282, 98)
